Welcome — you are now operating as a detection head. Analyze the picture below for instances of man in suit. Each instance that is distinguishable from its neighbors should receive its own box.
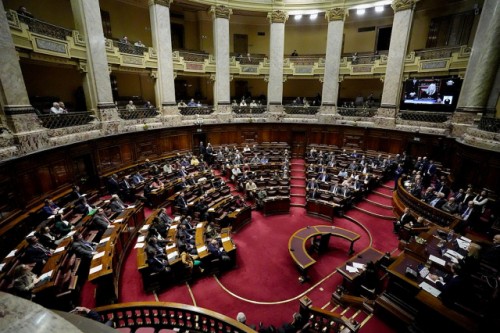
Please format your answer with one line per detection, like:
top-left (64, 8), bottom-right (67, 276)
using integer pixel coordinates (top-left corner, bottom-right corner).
top-left (90, 208), bottom-right (111, 236)
top-left (70, 185), bottom-right (83, 201)
top-left (429, 192), bottom-right (446, 209)
top-left (158, 208), bottom-right (173, 226)
top-left (41, 199), bottom-right (59, 219)
top-left (23, 236), bottom-right (52, 274)
top-left (441, 197), bottom-right (459, 214)
top-left (306, 178), bottom-right (319, 192)
top-left (107, 174), bottom-right (120, 194)
top-left (317, 171), bottom-right (329, 183)
top-left (71, 233), bottom-right (96, 259)
top-left (176, 192), bottom-right (189, 215)
top-left (109, 195), bottom-right (126, 213)
top-left (119, 175), bottom-right (134, 201)
top-left (482, 234), bottom-right (500, 270)
top-left (207, 239), bottom-right (230, 261)
top-left (393, 207), bottom-right (416, 234)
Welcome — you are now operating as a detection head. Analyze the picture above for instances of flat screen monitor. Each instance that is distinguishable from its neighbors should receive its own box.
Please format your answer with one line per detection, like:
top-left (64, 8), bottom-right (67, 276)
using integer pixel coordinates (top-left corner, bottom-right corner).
top-left (400, 77), bottom-right (462, 111)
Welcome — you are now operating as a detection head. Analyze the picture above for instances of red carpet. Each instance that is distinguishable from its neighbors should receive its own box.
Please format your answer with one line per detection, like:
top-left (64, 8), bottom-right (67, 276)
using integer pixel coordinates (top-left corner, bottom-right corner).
top-left (81, 162), bottom-right (398, 333)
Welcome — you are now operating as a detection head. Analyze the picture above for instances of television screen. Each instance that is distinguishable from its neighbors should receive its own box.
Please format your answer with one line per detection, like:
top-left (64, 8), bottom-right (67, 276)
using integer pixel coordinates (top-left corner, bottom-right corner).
top-left (400, 77), bottom-right (462, 111)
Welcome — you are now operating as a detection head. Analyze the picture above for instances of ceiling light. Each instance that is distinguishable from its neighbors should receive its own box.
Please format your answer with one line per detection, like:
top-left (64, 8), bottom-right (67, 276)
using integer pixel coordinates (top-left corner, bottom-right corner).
top-left (310, 13), bottom-right (318, 20)
top-left (356, 9), bottom-right (365, 15)
top-left (294, 15), bottom-right (302, 21)
top-left (375, 6), bottom-right (384, 12)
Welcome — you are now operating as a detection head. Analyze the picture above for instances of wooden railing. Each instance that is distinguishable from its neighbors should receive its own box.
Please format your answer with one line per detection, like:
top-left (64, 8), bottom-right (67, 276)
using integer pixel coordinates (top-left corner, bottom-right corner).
top-left (393, 178), bottom-right (460, 228)
top-left (94, 302), bottom-right (256, 333)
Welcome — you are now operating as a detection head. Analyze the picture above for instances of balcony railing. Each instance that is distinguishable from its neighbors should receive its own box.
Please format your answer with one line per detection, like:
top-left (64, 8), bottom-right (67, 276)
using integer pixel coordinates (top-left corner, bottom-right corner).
top-left (37, 111), bottom-right (96, 129)
top-left (415, 46), bottom-right (463, 60)
top-left (478, 116), bottom-right (500, 133)
top-left (284, 106), bottom-right (320, 115)
top-left (337, 107), bottom-right (377, 117)
top-left (179, 106), bottom-right (214, 116)
top-left (114, 40), bottom-right (148, 55)
top-left (16, 13), bottom-right (72, 40)
top-left (398, 111), bottom-right (451, 123)
top-left (179, 50), bottom-right (210, 62)
top-left (118, 108), bottom-right (160, 120)
top-left (232, 106), bottom-right (267, 115)
top-left (95, 302), bottom-right (255, 333)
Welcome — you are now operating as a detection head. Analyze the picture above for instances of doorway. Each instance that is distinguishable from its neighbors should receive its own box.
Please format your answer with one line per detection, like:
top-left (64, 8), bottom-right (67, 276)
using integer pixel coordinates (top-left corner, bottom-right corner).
top-left (376, 26), bottom-right (392, 52)
top-left (291, 131), bottom-right (306, 158)
top-left (233, 34), bottom-right (248, 55)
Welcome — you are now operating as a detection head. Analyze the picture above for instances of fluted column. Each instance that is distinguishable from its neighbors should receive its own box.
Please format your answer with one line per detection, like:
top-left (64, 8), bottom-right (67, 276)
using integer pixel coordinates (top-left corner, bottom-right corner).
top-left (0, 1), bottom-right (45, 155)
top-left (486, 68), bottom-right (500, 118)
top-left (267, 10), bottom-right (288, 111)
top-left (149, 0), bottom-right (177, 115)
top-left (70, 0), bottom-right (116, 121)
top-left (210, 5), bottom-right (232, 111)
top-left (380, 0), bottom-right (417, 108)
top-left (455, 0), bottom-right (500, 116)
top-left (321, 8), bottom-right (347, 115)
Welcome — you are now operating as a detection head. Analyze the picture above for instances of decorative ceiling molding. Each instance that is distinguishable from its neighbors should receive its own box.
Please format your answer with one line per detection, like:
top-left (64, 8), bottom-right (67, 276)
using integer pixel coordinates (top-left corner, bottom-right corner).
top-left (325, 8), bottom-right (348, 22)
top-left (391, 0), bottom-right (419, 12)
top-left (267, 10), bottom-right (288, 24)
top-left (210, 5), bottom-right (232, 19)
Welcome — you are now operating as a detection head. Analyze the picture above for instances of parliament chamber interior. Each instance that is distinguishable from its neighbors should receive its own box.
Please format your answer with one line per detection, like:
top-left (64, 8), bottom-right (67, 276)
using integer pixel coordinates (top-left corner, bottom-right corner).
top-left (0, 0), bottom-right (499, 332)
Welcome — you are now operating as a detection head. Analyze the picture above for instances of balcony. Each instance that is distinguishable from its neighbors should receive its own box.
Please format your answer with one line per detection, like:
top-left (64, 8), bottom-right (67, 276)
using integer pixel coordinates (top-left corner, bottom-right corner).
top-left (179, 106), bottom-right (214, 116)
top-left (11, 12), bottom-right (72, 41)
top-left (36, 111), bottom-right (96, 129)
top-left (398, 111), bottom-right (451, 123)
top-left (478, 116), bottom-right (500, 133)
top-left (337, 107), bottom-right (377, 118)
top-left (118, 108), bottom-right (160, 120)
top-left (232, 106), bottom-right (267, 115)
top-left (284, 106), bottom-right (320, 115)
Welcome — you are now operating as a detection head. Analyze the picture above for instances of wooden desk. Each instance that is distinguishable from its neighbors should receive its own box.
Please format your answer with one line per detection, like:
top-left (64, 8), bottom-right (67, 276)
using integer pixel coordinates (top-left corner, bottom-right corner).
top-left (262, 196), bottom-right (290, 216)
top-left (305, 199), bottom-right (338, 221)
top-left (337, 247), bottom-right (385, 292)
top-left (289, 225), bottom-right (360, 281)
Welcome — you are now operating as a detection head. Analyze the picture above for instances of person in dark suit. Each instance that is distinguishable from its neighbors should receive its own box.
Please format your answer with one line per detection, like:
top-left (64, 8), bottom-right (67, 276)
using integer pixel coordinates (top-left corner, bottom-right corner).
top-left (22, 236), bottom-right (52, 274)
top-left (53, 213), bottom-right (72, 237)
top-left (41, 199), bottom-right (59, 219)
top-left (74, 197), bottom-right (93, 215)
top-left (317, 171), bottom-right (329, 183)
top-left (37, 226), bottom-right (58, 249)
top-left (207, 239), bottom-right (230, 261)
top-left (109, 195), bottom-right (126, 213)
top-left (107, 174), bottom-right (120, 194)
top-left (430, 263), bottom-right (466, 307)
top-left (90, 208), bottom-right (111, 237)
top-left (70, 185), bottom-right (83, 201)
top-left (176, 192), bottom-right (189, 215)
top-left (393, 207), bottom-right (416, 233)
top-left (429, 192), bottom-right (446, 209)
top-left (70, 233), bottom-right (96, 260)
top-left (119, 175), bottom-right (134, 201)
top-left (146, 248), bottom-right (171, 274)
top-left (482, 234), bottom-right (500, 270)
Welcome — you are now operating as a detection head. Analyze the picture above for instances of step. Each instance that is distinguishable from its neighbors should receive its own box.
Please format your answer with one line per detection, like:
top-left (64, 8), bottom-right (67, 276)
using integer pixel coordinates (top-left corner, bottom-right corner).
top-left (352, 205), bottom-right (396, 220)
top-left (290, 193), bottom-right (306, 197)
top-left (382, 184), bottom-right (394, 190)
top-left (372, 190), bottom-right (393, 199)
top-left (363, 198), bottom-right (393, 210)
top-left (291, 184), bottom-right (305, 188)
top-left (290, 203), bottom-right (306, 208)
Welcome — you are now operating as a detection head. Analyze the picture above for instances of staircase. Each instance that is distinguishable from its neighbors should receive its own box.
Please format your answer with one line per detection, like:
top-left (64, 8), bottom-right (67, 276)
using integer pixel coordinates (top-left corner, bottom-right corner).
top-left (290, 158), bottom-right (306, 208)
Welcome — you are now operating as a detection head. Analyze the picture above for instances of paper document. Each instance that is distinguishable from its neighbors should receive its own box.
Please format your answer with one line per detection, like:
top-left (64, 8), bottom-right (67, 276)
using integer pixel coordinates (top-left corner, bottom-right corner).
top-left (446, 249), bottom-right (464, 260)
top-left (443, 253), bottom-right (459, 263)
top-left (221, 237), bottom-right (231, 243)
top-left (99, 236), bottom-right (111, 244)
top-left (6, 249), bottom-right (17, 258)
top-left (89, 264), bottom-right (103, 275)
top-left (127, 205), bottom-right (135, 209)
top-left (174, 216), bottom-right (181, 221)
top-left (198, 245), bottom-right (207, 252)
top-left (134, 242), bottom-right (144, 249)
top-left (27, 230), bottom-right (36, 237)
top-left (0, 263), bottom-right (5, 271)
top-left (353, 262), bottom-right (365, 269)
top-left (429, 254), bottom-right (446, 266)
top-left (137, 235), bottom-right (145, 243)
top-left (420, 282), bottom-right (441, 297)
top-left (170, 225), bottom-right (178, 230)
top-left (346, 265), bottom-right (359, 273)
top-left (54, 247), bottom-right (65, 254)
top-left (141, 225), bottom-right (149, 231)
top-left (39, 270), bottom-right (53, 281)
top-left (459, 236), bottom-right (471, 243)
top-left (456, 238), bottom-right (470, 250)
top-left (197, 223), bottom-right (203, 229)
top-left (93, 251), bottom-right (105, 259)
top-left (114, 218), bottom-right (124, 223)
top-left (166, 243), bottom-right (176, 250)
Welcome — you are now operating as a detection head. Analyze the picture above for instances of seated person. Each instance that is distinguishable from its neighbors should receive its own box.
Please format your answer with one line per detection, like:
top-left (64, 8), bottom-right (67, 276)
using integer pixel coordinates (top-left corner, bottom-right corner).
top-left (89, 208), bottom-right (111, 234)
top-left (146, 237), bottom-right (166, 257)
top-left (207, 239), bottom-right (230, 261)
top-left (176, 192), bottom-right (189, 214)
top-left (22, 236), bottom-right (52, 274)
top-left (278, 312), bottom-right (305, 333)
top-left (75, 197), bottom-right (94, 215)
top-left (177, 100), bottom-right (187, 108)
top-left (441, 197), bottom-right (459, 214)
top-left (17, 6), bottom-right (34, 18)
top-left (482, 234), bottom-right (500, 270)
top-left (70, 233), bottom-right (96, 260)
top-left (70, 307), bottom-right (114, 327)
top-left (146, 248), bottom-right (171, 274)
top-left (131, 171), bottom-right (145, 185)
top-left (428, 263), bottom-right (466, 307)
top-left (53, 213), bottom-right (73, 236)
top-left (187, 99), bottom-right (197, 107)
top-left (50, 102), bottom-right (66, 114)
top-left (37, 226), bottom-right (58, 249)
top-left (125, 100), bottom-right (136, 111)
top-left (205, 222), bottom-right (220, 239)
top-left (181, 250), bottom-right (204, 275)
top-left (11, 264), bottom-right (42, 300)
top-left (256, 188), bottom-right (267, 209)
top-left (245, 179), bottom-right (258, 199)
top-left (41, 199), bottom-right (60, 219)
top-left (109, 195), bottom-right (126, 213)
top-left (152, 217), bottom-right (169, 239)
top-left (393, 207), bottom-right (416, 234)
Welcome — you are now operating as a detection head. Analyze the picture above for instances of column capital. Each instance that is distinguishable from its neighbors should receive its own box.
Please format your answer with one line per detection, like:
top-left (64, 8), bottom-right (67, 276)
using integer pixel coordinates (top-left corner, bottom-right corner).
top-left (267, 10), bottom-right (288, 24)
top-left (148, 0), bottom-right (173, 8)
top-left (325, 8), bottom-right (348, 22)
top-left (210, 5), bottom-right (232, 20)
top-left (391, 0), bottom-right (419, 12)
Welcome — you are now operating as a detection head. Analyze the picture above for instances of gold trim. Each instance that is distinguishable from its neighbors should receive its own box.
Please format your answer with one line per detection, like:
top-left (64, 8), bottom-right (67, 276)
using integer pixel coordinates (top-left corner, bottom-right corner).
top-left (210, 5), bottom-right (232, 20)
top-left (148, 0), bottom-right (173, 7)
top-left (325, 8), bottom-right (348, 22)
top-left (186, 282), bottom-right (197, 306)
top-left (268, 10), bottom-right (288, 24)
top-left (391, 0), bottom-right (419, 12)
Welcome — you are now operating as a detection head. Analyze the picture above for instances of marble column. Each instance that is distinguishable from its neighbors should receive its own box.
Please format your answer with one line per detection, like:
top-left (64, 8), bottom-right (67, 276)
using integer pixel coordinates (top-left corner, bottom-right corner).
top-left (149, 0), bottom-right (178, 116)
top-left (0, 1), bottom-right (45, 155)
top-left (456, 0), bottom-right (500, 115)
top-left (70, 0), bottom-right (117, 123)
top-left (377, 0), bottom-right (417, 126)
top-left (267, 10), bottom-right (288, 112)
top-left (210, 5), bottom-right (232, 113)
top-left (321, 8), bottom-right (347, 115)
top-left (485, 67), bottom-right (500, 117)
